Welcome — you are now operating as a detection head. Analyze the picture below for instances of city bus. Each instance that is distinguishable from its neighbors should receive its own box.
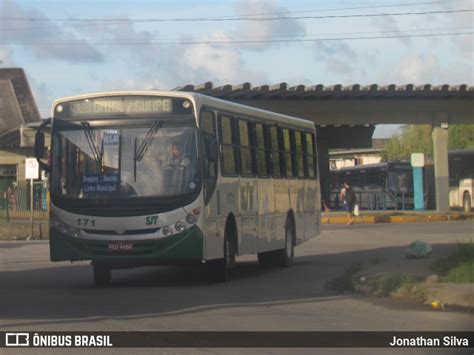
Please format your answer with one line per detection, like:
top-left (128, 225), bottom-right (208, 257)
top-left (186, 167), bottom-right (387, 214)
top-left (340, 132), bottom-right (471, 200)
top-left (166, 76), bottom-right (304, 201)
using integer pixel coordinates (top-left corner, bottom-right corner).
top-left (449, 149), bottom-right (473, 212)
top-left (34, 91), bottom-right (321, 286)
top-left (329, 162), bottom-right (434, 210)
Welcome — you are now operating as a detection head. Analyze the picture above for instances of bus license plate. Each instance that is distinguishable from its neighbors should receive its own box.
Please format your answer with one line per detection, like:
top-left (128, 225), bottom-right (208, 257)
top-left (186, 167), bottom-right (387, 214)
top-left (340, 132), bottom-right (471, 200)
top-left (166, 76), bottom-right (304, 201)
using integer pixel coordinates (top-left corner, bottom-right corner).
top-left (108, 242), bottom-right (133, 252)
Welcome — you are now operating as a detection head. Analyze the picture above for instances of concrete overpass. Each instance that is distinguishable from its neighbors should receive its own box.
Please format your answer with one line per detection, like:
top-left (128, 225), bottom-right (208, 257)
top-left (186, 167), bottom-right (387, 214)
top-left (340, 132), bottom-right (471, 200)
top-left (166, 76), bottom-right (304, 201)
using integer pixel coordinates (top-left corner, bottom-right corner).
top-left (175, 82), bottom-right (474, 212)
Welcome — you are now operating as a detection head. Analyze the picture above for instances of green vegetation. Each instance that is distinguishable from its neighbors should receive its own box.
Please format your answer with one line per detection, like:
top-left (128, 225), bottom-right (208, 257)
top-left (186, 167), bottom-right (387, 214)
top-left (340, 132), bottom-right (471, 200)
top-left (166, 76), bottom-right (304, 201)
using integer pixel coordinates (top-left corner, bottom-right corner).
top-left (382, 124), bottom-right (474, 161)
top-left (354, 272), bottom-right (426, 300)
top-left (390, 278), bottom-right (428, 303)
top-left (432, 242), bottom-right (474, 283)
top-left (330, 242), bottom-right (473, 306)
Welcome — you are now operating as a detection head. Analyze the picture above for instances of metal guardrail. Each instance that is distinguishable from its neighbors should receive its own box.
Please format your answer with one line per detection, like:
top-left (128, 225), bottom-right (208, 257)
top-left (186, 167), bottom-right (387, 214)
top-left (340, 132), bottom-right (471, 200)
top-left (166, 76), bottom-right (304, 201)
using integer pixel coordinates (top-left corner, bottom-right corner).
top-left (328, 190), bottom-right (410, 211)
top-left (0, 181), bottom-right (49, 222)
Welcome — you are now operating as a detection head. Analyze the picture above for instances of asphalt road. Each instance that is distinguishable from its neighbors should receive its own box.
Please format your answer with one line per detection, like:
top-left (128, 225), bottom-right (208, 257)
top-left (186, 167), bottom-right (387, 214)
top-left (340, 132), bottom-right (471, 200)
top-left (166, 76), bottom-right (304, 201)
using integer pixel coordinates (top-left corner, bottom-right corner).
top-left (1, 221), bottom-right (473, 353)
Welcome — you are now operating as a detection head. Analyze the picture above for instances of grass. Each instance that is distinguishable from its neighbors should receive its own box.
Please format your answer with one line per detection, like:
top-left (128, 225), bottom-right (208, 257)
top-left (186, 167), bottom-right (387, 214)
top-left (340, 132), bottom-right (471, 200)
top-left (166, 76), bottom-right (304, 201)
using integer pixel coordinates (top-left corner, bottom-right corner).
top-left (391, 278), bottom-right (428, 303)
top-left (355, 273), bottom-right (425, 299)
top-left (443, 260), bottom-right (474, 283)
top-left (431, 242), bottom-right (474, 283)
top-left (330, 242), bottom-right (473, 306)
top-left (328, 262), bottom-right (427, 303)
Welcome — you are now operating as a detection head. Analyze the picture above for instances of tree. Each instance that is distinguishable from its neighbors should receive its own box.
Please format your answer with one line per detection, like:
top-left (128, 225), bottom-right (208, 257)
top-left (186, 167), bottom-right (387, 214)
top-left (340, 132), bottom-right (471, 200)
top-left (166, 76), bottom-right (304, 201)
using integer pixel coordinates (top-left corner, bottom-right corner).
top-left (448, 125), bottom-right (474, 150)
top-left (382, 124), bottom-right (474, 161)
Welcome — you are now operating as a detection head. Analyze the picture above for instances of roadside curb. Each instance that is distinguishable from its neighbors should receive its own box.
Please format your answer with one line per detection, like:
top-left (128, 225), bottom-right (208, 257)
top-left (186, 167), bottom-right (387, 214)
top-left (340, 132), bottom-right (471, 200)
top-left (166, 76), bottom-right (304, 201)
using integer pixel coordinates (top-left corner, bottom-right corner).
top-left (322, 212), bottom-right (474, 224)
top-left (425, 283), bottom-right (474, 310)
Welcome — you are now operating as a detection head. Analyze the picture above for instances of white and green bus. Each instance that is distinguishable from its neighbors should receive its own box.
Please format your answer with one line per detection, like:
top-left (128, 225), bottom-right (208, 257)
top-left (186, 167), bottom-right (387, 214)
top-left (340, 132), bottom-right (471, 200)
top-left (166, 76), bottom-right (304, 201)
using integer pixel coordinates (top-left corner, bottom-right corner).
top-left (34, 91), bottom-right (321, 286)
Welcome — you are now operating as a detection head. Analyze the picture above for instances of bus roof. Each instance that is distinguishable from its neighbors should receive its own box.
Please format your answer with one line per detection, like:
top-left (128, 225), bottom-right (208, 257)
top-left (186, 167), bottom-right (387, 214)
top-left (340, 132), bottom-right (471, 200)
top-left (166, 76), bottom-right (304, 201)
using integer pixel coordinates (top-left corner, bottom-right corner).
top-left (52, 90), bottom-right (315, 130)
top-left (449, 149), bottom-right (474, 156)
top-left (331, 161), bottom-right (411, 172)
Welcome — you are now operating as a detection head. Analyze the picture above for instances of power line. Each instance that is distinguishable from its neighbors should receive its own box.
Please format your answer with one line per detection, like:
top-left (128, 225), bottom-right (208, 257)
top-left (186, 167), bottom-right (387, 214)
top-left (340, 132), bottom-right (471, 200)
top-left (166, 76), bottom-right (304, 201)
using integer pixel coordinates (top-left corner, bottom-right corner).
top-left (0, 1), bottom-right (462, 27)
top-left (1, 2), bottom-right (469, 32)
top-left (210, 1), bottom-right (468, 17)
top-left (3, 31), bottom-right (472, 46)
top-left (1, 9), bottom-right (472, 23)
top-left (77, 26), bottom-right (473, 42)
top-left (6, 26), bottom-right (471, 42)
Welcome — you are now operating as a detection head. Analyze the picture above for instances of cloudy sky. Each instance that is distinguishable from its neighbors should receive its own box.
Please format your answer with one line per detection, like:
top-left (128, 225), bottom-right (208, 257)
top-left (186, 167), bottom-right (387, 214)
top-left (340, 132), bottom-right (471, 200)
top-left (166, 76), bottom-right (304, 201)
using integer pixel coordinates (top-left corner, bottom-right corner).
top-left (1, 0), bottom-right (473, 137)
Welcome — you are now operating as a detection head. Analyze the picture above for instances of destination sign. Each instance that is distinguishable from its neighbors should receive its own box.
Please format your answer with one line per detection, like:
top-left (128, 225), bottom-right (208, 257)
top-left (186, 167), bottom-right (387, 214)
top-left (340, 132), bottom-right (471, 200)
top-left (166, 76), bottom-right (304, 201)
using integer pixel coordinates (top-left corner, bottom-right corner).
top-left (63, 97), bottom-right (174, 117)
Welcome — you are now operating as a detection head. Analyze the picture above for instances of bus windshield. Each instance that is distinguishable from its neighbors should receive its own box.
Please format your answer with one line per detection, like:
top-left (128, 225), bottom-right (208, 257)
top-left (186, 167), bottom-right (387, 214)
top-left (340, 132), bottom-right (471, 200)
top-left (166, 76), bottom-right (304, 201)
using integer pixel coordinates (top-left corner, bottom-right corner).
top-left (387, 169), bottom-right (413, 193)
top-left (52, 124), bottom-right (200, 199)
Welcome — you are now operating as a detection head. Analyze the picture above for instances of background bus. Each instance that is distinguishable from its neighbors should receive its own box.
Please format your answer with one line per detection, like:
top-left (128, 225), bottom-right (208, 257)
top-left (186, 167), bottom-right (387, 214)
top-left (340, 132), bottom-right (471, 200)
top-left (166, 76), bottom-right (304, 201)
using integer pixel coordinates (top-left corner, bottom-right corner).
top-left (35, 91), bottom-right (321, 286)
top-left (329, 162), bottom-right (434, 210)
top-left (449, 149), bottom-right (473, 212)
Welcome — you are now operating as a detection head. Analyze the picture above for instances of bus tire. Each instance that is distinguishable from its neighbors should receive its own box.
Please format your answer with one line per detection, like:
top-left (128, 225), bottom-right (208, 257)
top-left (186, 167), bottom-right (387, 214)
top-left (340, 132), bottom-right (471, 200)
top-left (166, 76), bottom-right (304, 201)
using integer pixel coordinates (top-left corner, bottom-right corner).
top-left (93, 263), bottom-right (111, 286)
top-left (272, 216), bottom-right (296, 267)
top-left (208, 223), bottom-right (236, 282)
top-left (274, 216), bottom-right (295, 267)
top-left (463, 192), bottom-right (471, 213)
top-left (258, 216), bottom-right (295, 267)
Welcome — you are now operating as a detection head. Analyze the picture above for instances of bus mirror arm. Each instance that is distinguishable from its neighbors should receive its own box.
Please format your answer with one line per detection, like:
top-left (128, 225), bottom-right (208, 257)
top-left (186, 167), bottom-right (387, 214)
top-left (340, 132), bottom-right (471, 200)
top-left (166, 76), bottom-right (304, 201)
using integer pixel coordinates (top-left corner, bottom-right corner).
top-left (34, 131), bottom-right (45, 159)
top-left (34, 118), bottom-right (51, 172)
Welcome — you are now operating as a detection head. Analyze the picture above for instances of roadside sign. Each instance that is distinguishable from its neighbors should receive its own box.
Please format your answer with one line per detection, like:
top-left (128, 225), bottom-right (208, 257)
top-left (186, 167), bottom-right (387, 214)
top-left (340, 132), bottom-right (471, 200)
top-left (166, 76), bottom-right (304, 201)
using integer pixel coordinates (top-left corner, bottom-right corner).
top-left (25, 158), bottom-right (39, 180)
top-left (411, 153), bottom-right (425, 210)
top-left (411, 153), bottom-right (425, 167)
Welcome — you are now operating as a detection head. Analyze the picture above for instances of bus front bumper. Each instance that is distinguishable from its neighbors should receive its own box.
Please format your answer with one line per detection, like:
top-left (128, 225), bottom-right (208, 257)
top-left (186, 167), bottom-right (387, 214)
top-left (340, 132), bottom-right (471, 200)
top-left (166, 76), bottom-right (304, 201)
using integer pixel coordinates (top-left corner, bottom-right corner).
top-left (50, 225), bottom-right (204, 267)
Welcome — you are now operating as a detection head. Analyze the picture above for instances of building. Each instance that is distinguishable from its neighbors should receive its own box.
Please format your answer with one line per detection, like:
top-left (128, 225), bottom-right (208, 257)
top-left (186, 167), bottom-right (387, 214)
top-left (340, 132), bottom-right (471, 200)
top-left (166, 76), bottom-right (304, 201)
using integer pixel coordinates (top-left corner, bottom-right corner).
top-left (329, 139), bottom-right (388, 169)
top-left (0, 68), bottom-right (42, 184)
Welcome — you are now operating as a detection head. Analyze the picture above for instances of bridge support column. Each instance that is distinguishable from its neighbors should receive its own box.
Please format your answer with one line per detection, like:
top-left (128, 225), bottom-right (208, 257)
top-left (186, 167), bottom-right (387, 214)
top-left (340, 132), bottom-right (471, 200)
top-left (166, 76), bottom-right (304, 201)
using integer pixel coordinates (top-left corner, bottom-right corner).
top-left (431, 124), bottom-right (450, 212)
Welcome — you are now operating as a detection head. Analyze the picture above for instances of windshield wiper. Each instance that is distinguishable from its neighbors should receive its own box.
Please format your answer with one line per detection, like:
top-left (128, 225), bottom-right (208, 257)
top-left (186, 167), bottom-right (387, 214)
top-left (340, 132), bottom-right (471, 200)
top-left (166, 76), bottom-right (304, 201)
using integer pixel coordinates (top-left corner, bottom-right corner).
top-left (133, 121), bottom-right (162, 181)
top-left (134, 121), bottom-right (162, 162)
top-left (81, 122), bottom-right (103, 168)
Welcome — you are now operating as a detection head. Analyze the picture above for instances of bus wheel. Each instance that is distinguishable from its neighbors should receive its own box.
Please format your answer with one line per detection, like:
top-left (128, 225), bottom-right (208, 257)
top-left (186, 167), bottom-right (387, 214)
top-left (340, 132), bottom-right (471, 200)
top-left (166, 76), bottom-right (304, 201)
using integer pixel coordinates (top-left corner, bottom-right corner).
top-left (93, 263), bottom-right (111, 286)
top-left (463, 192), bottom-right (471, 213)
top-left (272, 217), bottom-right (295, 267)
top-left (258, 217), bottom-right (295, 267)
top-left (279, 217), bottom-right (295, 266)
top-left (208, 232), bottom-right (234, 282)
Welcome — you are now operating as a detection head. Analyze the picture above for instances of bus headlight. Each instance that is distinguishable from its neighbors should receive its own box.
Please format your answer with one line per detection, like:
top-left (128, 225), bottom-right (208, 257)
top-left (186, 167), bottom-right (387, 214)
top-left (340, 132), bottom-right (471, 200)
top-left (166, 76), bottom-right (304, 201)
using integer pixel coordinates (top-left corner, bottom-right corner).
top-left (185, 213), bottom-right (197, 225)
top-left (51, 211), bottom-right (80, 237)
top-left (161, 209), bottom-right (201, 238)
top-left (175, 221), bottom-right (185, 232)
top-left (185, 207), bottom-right (200, 225)
top-left (162, 226), bottom-right (172, 237)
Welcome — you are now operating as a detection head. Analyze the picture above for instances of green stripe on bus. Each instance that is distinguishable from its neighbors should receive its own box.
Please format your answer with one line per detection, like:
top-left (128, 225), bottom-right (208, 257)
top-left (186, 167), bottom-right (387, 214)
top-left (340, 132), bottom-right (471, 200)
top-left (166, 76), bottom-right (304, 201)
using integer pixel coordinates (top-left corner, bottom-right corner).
top-left (50, 225), bottom-right (203, 263)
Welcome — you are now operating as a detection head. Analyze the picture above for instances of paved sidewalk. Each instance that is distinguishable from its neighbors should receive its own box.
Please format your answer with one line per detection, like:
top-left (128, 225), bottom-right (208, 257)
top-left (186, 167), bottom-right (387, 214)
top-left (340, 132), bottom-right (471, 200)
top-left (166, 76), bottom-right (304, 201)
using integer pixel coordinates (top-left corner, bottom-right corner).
top-left (322, 211), bottom-right (474, 224)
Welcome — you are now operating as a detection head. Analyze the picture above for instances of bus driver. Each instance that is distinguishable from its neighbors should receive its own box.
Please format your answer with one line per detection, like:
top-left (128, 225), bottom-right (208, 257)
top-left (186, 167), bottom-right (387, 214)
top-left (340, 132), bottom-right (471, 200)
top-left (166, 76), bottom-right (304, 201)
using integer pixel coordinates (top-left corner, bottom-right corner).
top-left (166, 141), bottom-right (191, 169)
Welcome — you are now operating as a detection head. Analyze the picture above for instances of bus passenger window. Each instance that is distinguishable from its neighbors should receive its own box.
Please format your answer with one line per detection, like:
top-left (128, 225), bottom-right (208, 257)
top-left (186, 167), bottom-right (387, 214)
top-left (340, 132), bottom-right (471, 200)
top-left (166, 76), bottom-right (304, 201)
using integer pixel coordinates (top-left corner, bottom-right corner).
top-left (219, 115), bottom-right (238, 175)
top-left (270, 126), bottom-right (282, 177)
top-left (255, 123), bottom-right (270, 177)
top-left (295, 132), bottom-right (304, 177)
top-left (239, 119), bottom-right (253, 176)
top-left (283, 129), bottom-right (292, 177)
top-left (306, 133), bottom-right (316, 178)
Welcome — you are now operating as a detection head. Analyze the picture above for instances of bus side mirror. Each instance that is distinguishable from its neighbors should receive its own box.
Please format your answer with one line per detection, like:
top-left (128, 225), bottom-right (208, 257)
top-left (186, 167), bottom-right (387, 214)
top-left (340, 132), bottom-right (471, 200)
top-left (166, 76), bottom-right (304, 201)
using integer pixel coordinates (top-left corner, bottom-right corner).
top-left (207, 138), bottom-right (218, 162)
top-left (35, 131), bottom-right (50, 172)
top-left (34, 131), bottom-right (45, 160)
